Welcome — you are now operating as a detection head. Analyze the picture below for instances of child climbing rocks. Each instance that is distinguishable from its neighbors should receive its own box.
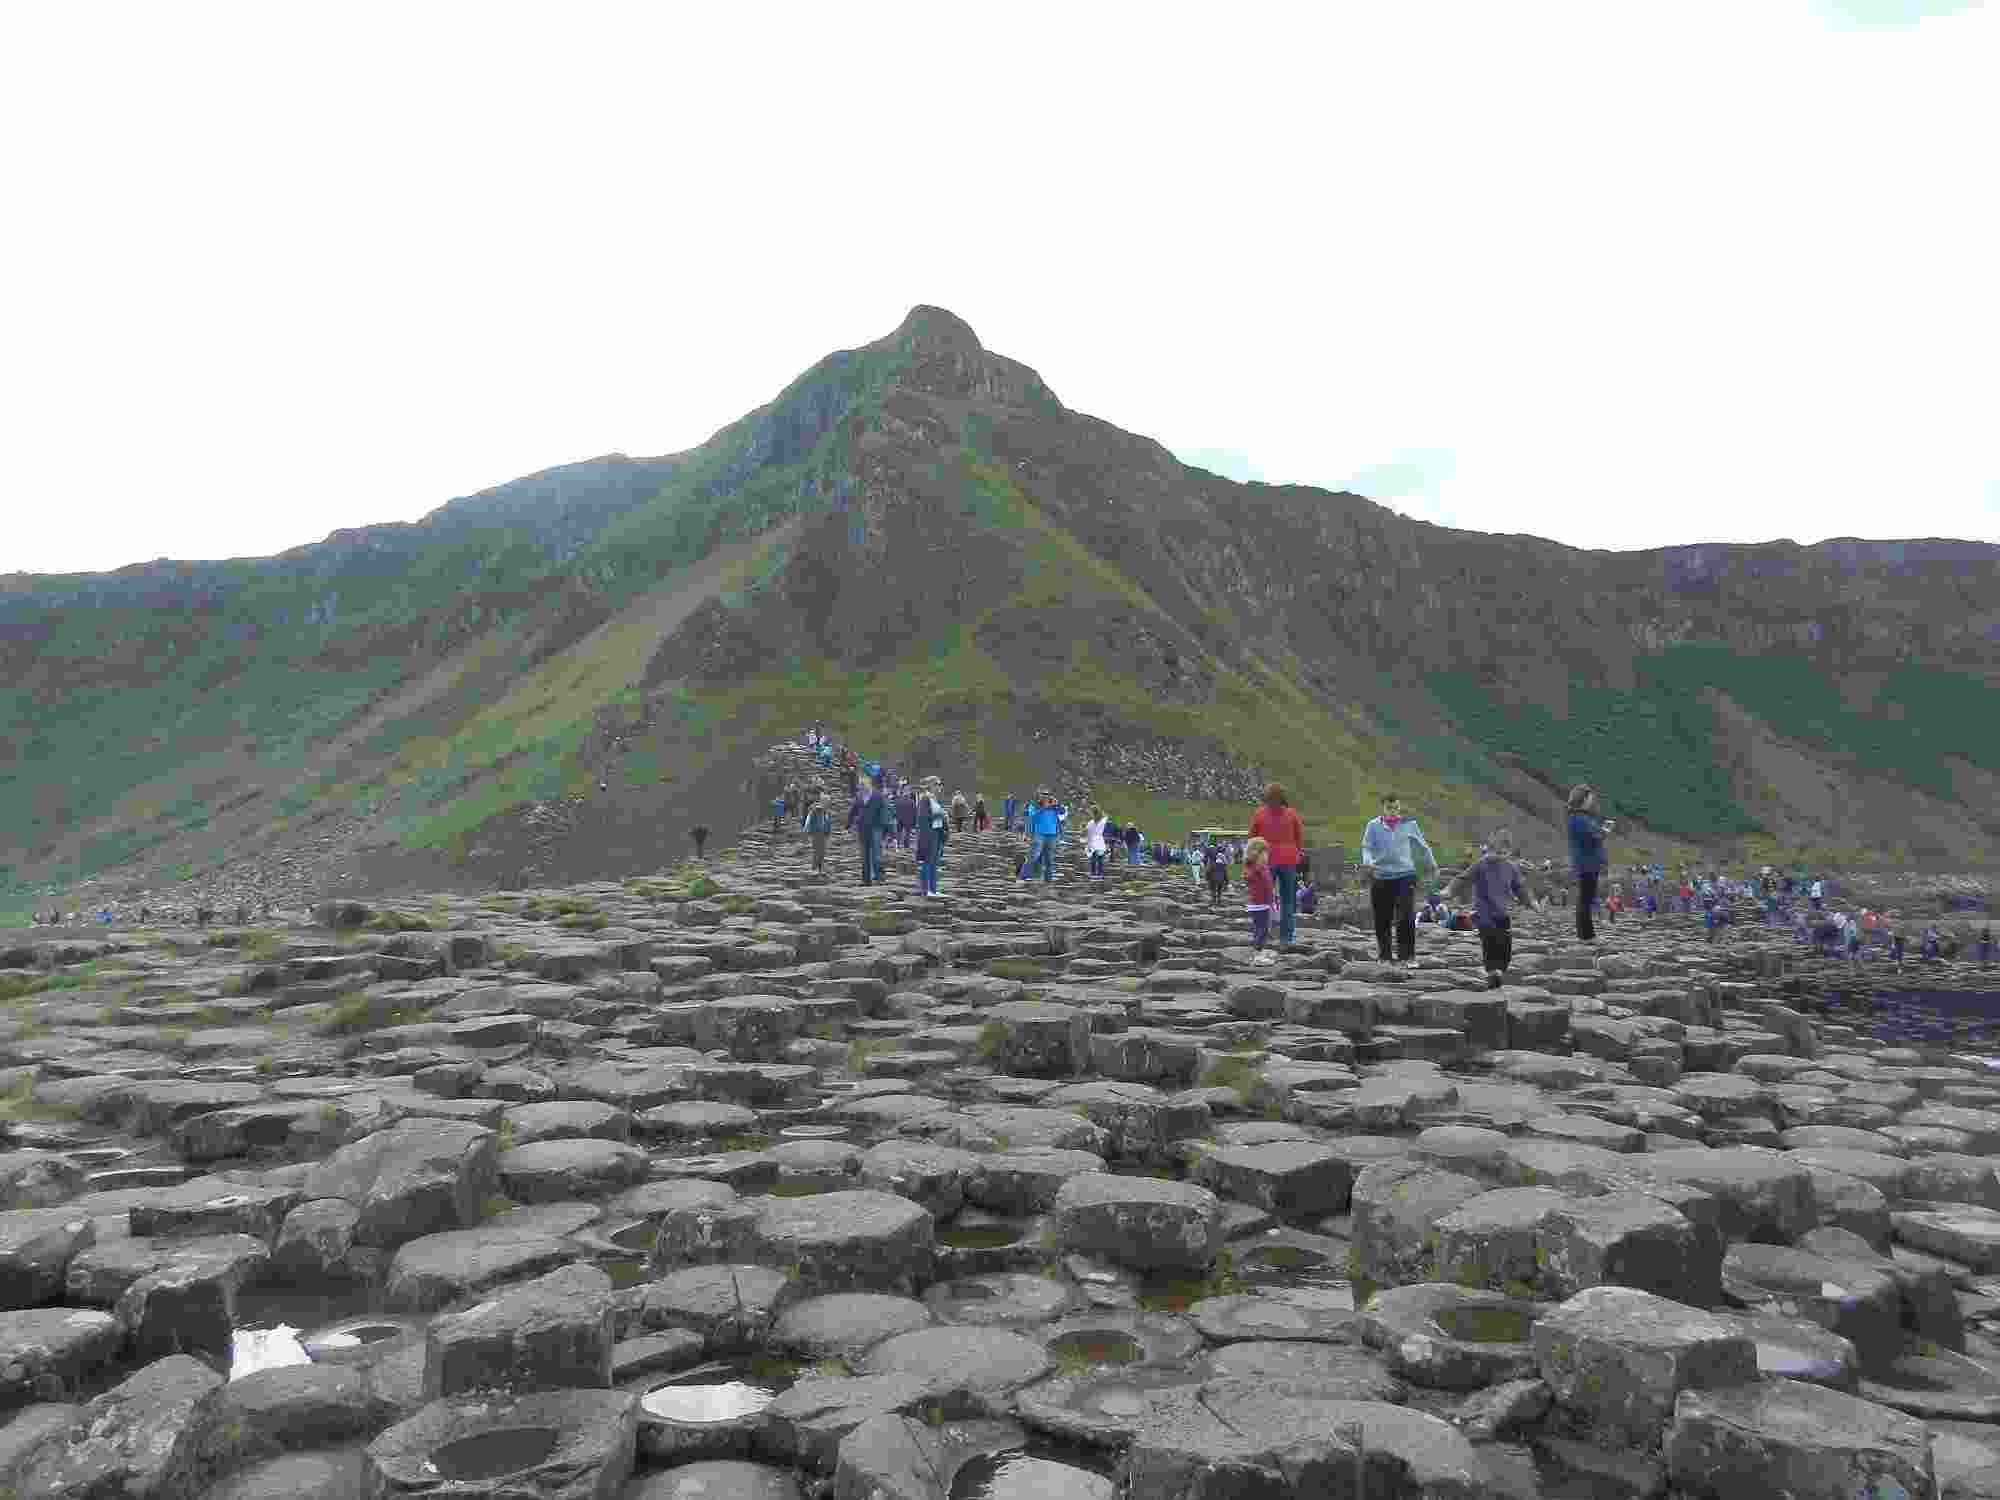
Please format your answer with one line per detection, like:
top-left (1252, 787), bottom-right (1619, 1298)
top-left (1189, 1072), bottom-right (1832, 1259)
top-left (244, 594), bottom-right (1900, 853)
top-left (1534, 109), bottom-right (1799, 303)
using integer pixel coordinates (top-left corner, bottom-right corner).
top-left (1245, 837), bottom-right (1275, 964)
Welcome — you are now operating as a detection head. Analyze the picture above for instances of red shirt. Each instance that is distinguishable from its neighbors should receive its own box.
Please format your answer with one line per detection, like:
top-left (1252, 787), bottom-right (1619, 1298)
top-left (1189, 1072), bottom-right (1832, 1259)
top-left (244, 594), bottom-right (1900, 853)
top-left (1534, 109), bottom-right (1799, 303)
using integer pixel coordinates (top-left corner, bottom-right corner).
top-left (1249, 804), bottom-right (1304, 868)
top-left (1245, 863), bottom-right (1275, 907)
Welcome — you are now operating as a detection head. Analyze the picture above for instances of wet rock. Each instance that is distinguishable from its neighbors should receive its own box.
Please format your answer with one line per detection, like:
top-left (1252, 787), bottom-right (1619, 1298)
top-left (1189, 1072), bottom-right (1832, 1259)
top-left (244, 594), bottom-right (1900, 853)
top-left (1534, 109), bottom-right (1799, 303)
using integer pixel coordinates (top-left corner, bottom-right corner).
top-left (271, 1199), bottom-right (361, 1279)
top-left (1203, 1339), bottom-right (1404, 1398)
top-left (1190, 1141), bottom-right (1351, 1220)
top-left (206, 1362), bottom-right (393, 1463)
top-left (0, 1307), bottom-right (123, 1405)
top-left (1720, 1242), bottom-right (1901, 1368)
top-left (746, 1191), bottom-right (934, 1296)
top-left (923, 1273), bottom-right (1074, 1329)
top-left (0, 1209), bottom-right (95, 1310)
top-left (857, 1326), bottom-right (1053, 1395)
top-left (300, 1119), bottom-right (500, 1248)
top-left (425, 1262), bottom-right (615, 1397)
top-left (855, 1141), bottom-right (978, 1218)
top-left (1620, 1147), bottom-right (1816, 1243)
top-left (763, 1373), bottom-right (936, 1471)
top-left (1533, 1286), bottom-right (1759, 1447)
top-left (1892, 1203), bottom-right (2000, 1270)
top-left (633, 1265), bottom-right (792, 1354)
top-left (1186, 1287), bottom-right (1357, 1344)
top-left (1735, 1311), bottom-right (1859, 1388)
top-left (113, 1232), bottom-right (271, 1370)
top-left (1361, 1284), bottom-right (1544, 1390)
top-left (963, 1149), bottom-right (1105, 1215)
top-left (129, 1178), bottom-right (298, 1242)
top-left (499, 1139), bottom-right (651, 1203)
top-left (771, 1294), bottom-right (933, 1363)
top-left (383, 1220), bottom-right (584, 1313)
top-left (1118, 1381), bottom-right (1487, 1499)
top-left (504, 1100), bottom-right (632, 1145)
top-left (1539, 1190), bottom-right (1711, 1302)
top-left (208, 1449), bottom-right (370, 1500)
top-left (17, 1354), bottom-right (222, 1499)
top-left (1042, 1082), bottom-right (1208, 1164)
top-left (1456, 1376), bottom-right (1552, 1441)
top-left (833, 1414), bottom-right (1023, 1500)
top-left (1430, 1187), bottom-right (1571, 1294)
top-left (1666, 1378), bottom-right (1934, 1499)
top-left (1052, 1174), bottom-right (1223, 1273)
top-left (364, 1387), bottom-right (639, 1500)
top-left (624, 1460), bottom-right (801, 1500)
top-left (1349, 1160), bottom-right (1485, 1285)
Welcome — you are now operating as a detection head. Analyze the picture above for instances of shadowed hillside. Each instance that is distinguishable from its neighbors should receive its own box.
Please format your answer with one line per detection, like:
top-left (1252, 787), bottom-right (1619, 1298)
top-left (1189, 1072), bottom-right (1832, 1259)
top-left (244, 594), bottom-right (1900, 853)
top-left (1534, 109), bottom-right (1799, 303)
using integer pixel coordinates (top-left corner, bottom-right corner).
top-left (5, 305), bottom-right (1998, 915)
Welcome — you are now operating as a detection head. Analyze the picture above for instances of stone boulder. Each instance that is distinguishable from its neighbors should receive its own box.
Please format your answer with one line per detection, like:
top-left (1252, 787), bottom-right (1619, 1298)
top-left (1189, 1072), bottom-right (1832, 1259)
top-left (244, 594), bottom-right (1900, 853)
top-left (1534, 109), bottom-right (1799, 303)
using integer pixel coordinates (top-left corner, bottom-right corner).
top-left (1052, 1173), bottom-right (1224, 1273)
top-left (423, 1263), bottom-right (616, 1398)
top-left (300, 1119), bottom-right (500, 1248)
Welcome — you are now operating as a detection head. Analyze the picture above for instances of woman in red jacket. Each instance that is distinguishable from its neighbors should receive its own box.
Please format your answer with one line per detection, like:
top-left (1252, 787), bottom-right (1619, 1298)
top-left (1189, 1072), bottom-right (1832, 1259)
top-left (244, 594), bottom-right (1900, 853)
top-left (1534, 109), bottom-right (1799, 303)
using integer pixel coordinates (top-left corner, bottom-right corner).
top-left (1248, 782), bottom-right (1306, 946)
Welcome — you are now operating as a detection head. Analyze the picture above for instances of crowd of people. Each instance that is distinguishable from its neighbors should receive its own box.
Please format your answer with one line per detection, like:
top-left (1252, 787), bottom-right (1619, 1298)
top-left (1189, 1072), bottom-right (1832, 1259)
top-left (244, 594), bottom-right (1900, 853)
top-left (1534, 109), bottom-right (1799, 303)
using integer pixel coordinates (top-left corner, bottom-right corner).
top-left (752, 731), bottom-right (1997, 976)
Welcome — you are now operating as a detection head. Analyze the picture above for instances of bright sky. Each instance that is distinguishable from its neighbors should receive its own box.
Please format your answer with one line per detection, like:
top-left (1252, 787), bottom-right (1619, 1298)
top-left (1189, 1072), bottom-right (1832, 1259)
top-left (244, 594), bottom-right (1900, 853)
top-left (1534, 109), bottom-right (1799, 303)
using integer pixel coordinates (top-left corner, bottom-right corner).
top-left (5, 0), bottom-right (1995, 576)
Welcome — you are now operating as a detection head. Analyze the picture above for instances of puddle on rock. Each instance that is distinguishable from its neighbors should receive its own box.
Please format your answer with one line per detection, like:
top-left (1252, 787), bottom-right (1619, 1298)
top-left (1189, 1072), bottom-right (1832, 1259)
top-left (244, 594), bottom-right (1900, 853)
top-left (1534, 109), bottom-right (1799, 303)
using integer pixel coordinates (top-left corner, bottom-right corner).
top-left (429, 1426), bottom-right (559, 1481)
top-left (229, 1324), bottom-right (312, 1379)
top-left (607, 1222), bottom-right (658, 1253)
top-left (602, 1259), bottom-right (651, 1289)
top-left (950, 1448), bottom-right (1115, 1500)
top-left (779, 1124), bottom-right (850, 1139)
top-left (1048, 1332), bottom-right (1142, 1372)
top-left (1435, 1305), bottom-right (1535, 1344)
top-left (940, 1226), bottom-right (1024, 1251)
top-left (641, 1381), bottom-right (777, 1424)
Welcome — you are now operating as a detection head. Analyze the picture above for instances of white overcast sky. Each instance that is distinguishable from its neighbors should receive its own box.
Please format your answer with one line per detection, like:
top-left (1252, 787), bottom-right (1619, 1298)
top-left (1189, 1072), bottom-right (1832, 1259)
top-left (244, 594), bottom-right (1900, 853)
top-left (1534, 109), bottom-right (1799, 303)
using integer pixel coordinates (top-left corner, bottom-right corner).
top-left (4, 0), bottom-right (1995, 575)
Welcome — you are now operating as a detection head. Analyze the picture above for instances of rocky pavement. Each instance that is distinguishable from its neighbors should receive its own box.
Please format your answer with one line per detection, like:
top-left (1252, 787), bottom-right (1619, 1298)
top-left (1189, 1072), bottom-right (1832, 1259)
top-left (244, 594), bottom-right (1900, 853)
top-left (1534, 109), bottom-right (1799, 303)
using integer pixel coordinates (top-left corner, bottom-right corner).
top-left (0, 796), bottom-right (1998, 1498)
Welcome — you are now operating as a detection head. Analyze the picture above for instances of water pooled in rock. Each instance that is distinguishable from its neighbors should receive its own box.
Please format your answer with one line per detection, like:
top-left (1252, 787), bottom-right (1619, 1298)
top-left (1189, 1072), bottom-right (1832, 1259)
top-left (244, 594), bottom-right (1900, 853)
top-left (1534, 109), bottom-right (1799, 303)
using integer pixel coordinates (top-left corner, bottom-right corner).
top-left (229, 1323), bottom-right (311, 1379)
top-left (949, 1452), bottom-right (1114, 1500)
top-left (428, 1426), bottom-right (559, 1481)
top-left (641, 1381), bottom-right (777, 1424)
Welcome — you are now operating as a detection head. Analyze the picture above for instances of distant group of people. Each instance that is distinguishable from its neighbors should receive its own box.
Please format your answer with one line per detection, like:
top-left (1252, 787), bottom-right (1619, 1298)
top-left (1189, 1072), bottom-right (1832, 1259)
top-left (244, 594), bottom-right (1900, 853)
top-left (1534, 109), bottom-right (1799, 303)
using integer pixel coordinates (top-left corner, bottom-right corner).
top-left (28, 898), bottom-right (271, 928)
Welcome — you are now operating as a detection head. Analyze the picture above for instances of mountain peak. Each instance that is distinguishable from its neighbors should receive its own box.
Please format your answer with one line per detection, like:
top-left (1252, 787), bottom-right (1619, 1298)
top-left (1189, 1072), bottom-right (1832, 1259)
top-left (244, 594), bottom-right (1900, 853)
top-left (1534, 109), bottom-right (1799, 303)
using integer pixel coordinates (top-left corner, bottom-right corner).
top-left (885, 305), bottom-right (984, 356)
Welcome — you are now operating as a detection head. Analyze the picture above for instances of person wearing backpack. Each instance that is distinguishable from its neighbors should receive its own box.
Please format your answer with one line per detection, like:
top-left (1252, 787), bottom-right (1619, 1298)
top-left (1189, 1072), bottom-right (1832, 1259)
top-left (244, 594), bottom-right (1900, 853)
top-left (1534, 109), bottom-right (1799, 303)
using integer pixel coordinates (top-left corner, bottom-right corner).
top-left (951, 790), bottom-right (969, 833)
top-left (804, 792), bottom-right (833, 872)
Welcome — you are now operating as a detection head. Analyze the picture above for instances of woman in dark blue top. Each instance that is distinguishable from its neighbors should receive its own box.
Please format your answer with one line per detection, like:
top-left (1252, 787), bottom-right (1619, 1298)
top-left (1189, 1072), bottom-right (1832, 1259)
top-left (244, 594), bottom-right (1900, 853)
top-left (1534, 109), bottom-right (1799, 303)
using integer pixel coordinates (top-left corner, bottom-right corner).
top-left (1565, 784), bottom-right (1615, 942)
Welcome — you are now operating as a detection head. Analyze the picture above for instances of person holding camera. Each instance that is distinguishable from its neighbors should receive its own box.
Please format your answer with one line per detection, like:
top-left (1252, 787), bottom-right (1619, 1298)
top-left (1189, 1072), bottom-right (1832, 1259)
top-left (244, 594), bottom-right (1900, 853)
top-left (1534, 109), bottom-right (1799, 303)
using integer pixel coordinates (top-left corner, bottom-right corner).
top-left (1566, 784), bottom-right (1615, 943)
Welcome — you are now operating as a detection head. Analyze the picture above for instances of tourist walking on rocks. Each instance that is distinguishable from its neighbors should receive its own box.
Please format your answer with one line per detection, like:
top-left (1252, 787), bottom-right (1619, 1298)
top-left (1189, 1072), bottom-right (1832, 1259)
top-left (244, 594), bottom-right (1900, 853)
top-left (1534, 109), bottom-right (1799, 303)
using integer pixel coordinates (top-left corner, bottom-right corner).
top-left (859, 777), bottom-right (889, 886)
top-left (1023, 789), bottom-right (1067, 883)
top-left (973, 795), bottom-right (989, 833)
top-left (1124, 824), bottom-right (1141, 866)
top-left (914, 778), bottom-right (947, 897)
top-left (951, 790), bottom-right (969, 832)
top-left (1206, 844), bottom-right (1229, 906)
top-left (1448, 836), bottom-right (1542, 990)
top-left (1248, 788), bottom-right (1312, 952)
top-left (1361, 793), bottom-right (1438, 964)
top-left (1810, 878), bottom-right (1824, 912)
top-left (1002, 794), bottom-right (1018, 832)
top-left (1245, 837), bottom-right (1276, 964)
top-left (1085, 806), bottom-right (1109, 881)
top-left (1981, 926), bottom-right (1994, 966)
top-left (1893, 930), bottom-right (1906, 968)
top-left (770, 792), bottom-right (786, 833)
top-left (691, 824), bottom-right (710, 859)
top-left (1565, 785), bottom-right (1613, 943)
top-left (804, 793), bottom-right (832, 874)
top-left (895, 787), bottom-right (918, 852)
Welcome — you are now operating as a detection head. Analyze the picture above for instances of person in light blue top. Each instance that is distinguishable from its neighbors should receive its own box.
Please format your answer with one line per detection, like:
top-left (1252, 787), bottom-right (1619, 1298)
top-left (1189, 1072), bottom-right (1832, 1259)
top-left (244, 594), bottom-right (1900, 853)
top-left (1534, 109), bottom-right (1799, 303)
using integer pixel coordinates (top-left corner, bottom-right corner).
top-left (1565, 783), bottom-right (1614, 943)
top-left (1360, 793), bottom-right (1438, 963)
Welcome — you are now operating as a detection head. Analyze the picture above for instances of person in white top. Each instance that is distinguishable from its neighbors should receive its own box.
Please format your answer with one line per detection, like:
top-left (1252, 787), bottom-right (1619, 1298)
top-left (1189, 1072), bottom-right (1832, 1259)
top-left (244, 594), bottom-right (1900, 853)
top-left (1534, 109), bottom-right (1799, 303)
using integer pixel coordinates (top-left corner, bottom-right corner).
top-left (1084, 806), bottom-right (1109, 881)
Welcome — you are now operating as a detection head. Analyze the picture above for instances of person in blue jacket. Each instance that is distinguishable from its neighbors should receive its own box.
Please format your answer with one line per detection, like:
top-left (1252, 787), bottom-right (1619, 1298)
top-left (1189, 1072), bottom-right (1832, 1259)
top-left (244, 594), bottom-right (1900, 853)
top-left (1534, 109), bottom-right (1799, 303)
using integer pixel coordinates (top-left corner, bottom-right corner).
top-left (1022, 789), bottom-right (1068, 883)
top-left (1566, 784), bottom-right (1614, 943)
top-left (858, 777), bottom-right (890, 886)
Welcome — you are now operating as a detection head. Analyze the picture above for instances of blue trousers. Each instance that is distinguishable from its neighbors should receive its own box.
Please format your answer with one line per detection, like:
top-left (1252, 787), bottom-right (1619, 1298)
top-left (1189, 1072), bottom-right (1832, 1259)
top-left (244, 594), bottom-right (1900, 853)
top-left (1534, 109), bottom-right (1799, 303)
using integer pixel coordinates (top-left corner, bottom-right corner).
top-left (1027, 834), bottom-right (1057, 881)
top-left (861, 834), bottom-right (881, 884)
top-left (1274, 865), bottom-right (1298, 945)
top-left (917, 855), bottom-right (938, 894)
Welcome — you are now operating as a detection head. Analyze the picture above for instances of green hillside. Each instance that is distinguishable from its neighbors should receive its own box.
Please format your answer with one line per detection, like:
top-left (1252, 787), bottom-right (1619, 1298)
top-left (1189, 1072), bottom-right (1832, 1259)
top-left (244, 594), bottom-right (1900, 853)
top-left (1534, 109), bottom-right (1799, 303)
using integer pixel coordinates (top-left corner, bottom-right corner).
top-left (5, 305), bottom-right (1999, 907)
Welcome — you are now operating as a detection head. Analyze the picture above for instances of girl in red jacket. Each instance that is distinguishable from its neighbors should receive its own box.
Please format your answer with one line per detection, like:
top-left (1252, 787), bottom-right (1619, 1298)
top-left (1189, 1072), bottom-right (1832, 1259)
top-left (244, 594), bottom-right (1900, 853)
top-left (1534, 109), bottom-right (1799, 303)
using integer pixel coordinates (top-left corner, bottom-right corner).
top-left (1248, 783), bottom-right (1305, 947)
top-left (1244, 837), bottom-right (1276, 964)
